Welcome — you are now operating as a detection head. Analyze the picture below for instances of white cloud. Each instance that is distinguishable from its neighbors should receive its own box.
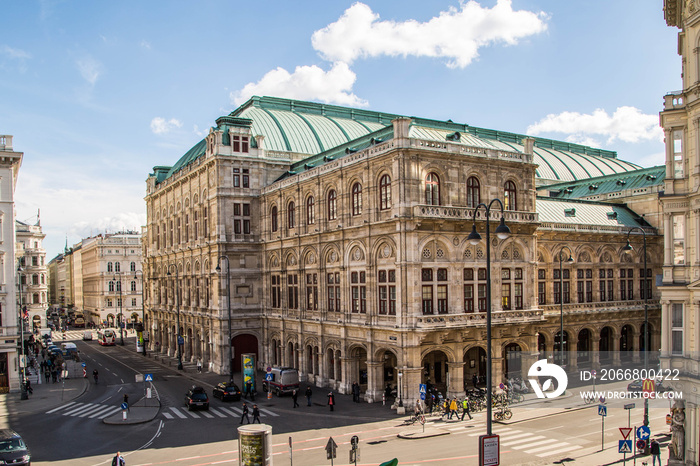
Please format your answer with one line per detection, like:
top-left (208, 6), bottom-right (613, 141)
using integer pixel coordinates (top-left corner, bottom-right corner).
top-left (150, 117), bottom-right (183, 134)
top-left (193, 124), bottom-right (205, 137)
top-left (76, 56), bottom-right (103, 86)
top-left (527, 106), bottom-right (663, 145)
top-left (1, 45), bottom-right (31, 60)
top-left (140, 40), bottom-right (151, 50)
top-left (231, 62), bottom-right (367, 107)
top-left (311, 0), bottom-right (548, 69)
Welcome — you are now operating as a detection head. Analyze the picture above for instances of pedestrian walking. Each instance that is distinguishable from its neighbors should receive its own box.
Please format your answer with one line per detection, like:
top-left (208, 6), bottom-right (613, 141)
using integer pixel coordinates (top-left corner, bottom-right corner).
top-left (327, 391), bottom-right (335, 411)
top-left (449, 398), bottom-right (458, 420)
top-left (24, 379), bottom-right (32, 395)
top-left (472, 373), bottom-right (478, 388)
top-left (461, 397), bottom-right (472, 420)
top-left (123, 394), bottom-right (130, 412)
top-left (305, 386), bottom-right (312, 406)
top-left (111, 451), bottom-right (125, 466)
top-left (650, 439), bottom-right (661, 466)
top-left (292, 389), bottom-right (299, 408)
top-left (442, 398), bottom-right (450, 420)
top-left (252, 404), bottom-right (261, 423)
top-left (44, 368), bottom-right (50, 384)
top-left (240, 402), bottom-right (250, 424)
top-left (197, 359), bottom-right (202, 373)
top-left (353, 382), bottom-right (361, 403)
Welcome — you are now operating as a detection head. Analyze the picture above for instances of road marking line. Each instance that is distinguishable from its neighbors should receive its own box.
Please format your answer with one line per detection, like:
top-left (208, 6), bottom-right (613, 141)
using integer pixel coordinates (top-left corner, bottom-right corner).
top-left (209, 408), bottom-right (228, 418)
top-left (46, 402), bottom-right (76, 413)
top-left (75, 404), bottom-right (107, 417)
top-left (218, 407), bottom-right (238, 417)
top-left (97, 406), bottom-right (122, 419)
top-left (163, 412), bottom-right (174, 419)
top-left (500, 432), bottom-right (535, 441)
top-left (185, 410), bottom-right (201, 418)
top-left (525, 442), bottom-right (574, 454)
top-left (513, 438), bottom-right (554, 449)
top-left (169, 407), bottom-right (188, 419)
top-left (536, 445), bottom-right (582, 457)
top-left (200, 411), bottom-right (215, 418)
top-left (61, 403), bottom-right (87, 415)
top-left (260, 408), bottom-right (279, 417)
top-left (468, 428), bottom-right (517, 437)
top-left (88, 405), bottom-right (117, 418)
top-left (502, 435), bottom-right (546, 446)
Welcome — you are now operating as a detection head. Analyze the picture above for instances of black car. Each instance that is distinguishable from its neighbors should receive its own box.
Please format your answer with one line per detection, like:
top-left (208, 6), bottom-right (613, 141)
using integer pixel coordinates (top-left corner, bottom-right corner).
top-left (0, 430), bottom-right (31, 466)
top-left (185, 386), bottom-right (209, 411)
top-left (212, 382), bottom-right (242, 401)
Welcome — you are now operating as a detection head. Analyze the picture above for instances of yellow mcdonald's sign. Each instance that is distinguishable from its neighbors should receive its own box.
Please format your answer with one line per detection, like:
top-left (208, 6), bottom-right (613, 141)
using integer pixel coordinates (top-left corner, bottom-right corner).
top-left (642, 378), bottom-right (655, 393)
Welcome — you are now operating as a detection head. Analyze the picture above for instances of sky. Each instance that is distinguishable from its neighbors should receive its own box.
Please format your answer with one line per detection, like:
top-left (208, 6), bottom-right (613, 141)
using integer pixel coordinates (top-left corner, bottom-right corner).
top-left (0, 0), bottom-right (680, 260)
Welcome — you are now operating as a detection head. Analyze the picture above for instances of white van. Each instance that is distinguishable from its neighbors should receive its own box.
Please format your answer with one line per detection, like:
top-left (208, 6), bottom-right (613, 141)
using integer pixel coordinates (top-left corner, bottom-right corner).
top-left (262, 367), bottom-right (299, 396)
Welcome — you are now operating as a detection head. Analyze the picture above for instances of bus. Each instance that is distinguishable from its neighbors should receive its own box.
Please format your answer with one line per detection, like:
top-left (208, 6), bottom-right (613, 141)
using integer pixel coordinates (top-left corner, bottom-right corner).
top-left (97, 329), bottom-right (116, 346)
top-left (73, 313), bottom-right (85, 328)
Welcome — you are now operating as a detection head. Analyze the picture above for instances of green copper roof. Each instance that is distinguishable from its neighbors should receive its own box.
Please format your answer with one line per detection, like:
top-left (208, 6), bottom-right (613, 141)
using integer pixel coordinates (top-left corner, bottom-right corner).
top-left (536, 197), bottom-right (649, 229)
top-left (536, 166), bottom-right (665, 200)
top-left (155, 96), bottom-right (644, 184)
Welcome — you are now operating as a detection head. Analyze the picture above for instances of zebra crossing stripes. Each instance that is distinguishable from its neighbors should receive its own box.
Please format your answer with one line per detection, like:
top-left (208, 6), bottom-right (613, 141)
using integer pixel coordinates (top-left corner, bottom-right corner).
top-left (460, 427), bottom-right (583, 459)
top-left (45, 402), bottom-right (122, 419)
top-left (161, 405), bottom-right (280, 420)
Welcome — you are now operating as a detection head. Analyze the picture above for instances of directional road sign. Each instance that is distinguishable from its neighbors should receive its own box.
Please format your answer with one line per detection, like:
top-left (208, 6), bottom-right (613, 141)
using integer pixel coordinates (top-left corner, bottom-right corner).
top-left (81, 362), bottom-right (86, 367)
top-left (121, 402), bottom-right (128, 410)
top-left (624, 403), bottom-right (635, 410)
top-left (619, 440), bottom-right (632, 453)
top-left (265, 373), bottom-right (273, 381)
top-left (144, 373), bottom-right (153, 382)
top-left (598, 405), bottom-right (607, 416)
top-left (325, 437), bottom-right (337, 460)
top-left (636, 425), bottom-right (651, 440)
top-left (619, 428), bottom-right (632, 440)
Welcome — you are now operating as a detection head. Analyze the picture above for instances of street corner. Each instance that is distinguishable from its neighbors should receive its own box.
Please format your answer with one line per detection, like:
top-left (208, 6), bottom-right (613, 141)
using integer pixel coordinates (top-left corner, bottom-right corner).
top-left (102, 405), bottom-right (161, 425)
top-left (397, 428), bottom-right (450, 439)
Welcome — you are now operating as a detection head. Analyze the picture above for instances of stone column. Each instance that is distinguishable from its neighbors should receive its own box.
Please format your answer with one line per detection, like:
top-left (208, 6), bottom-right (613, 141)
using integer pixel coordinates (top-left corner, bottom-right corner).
top-left (492, 345), bottom-right (504, 390)
top-left (365, 361), bottom-right (383, 403)
top-left (339, 357), bottom-right (353, 395)
top-left (664, 213), bottom-right (673, 269)
top-left (401, 367), bottom-right (423, 412)
top-left (661, 301), bottom-right (670, 356)
top-left (447, 361), bottom-right (465, 398)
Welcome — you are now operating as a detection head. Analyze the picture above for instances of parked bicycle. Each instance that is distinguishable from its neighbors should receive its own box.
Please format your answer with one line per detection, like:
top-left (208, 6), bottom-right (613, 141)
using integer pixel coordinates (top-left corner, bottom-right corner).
top-left (493, 407), bottom-right (513, 421)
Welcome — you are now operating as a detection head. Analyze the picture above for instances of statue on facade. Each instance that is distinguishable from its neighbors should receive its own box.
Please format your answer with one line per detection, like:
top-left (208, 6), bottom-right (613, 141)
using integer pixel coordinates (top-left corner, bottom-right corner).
top-left (670, 400), bottom-right (685, 461)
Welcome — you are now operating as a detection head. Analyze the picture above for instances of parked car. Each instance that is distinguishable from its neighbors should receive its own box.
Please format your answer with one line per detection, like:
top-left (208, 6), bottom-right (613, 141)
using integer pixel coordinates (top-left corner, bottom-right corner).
top-left (0, 429), bottom-right (31, 466)
top-left (212, 381), bottom-right (242, 401)
top-left (185, 386), bottom-right (209, 411)
top-left (627, 379), bottom-right (672, 393)
top-left (82, 331), bottom-right (93, 341)
top-left (261, 367), bottom-right (300, 396)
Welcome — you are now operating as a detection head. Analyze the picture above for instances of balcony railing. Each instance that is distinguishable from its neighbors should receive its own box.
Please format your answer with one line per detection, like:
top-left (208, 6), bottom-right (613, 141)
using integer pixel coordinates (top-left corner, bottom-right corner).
top-left (417, 309), bottom-right (544, 328)
top-left (414, 205), bottom-right (538, 223)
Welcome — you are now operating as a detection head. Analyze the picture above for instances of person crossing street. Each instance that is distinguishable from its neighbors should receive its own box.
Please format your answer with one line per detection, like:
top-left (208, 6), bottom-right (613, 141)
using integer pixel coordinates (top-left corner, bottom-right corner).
top-left (461, 397), bottom-right (472, 420)
top-left (240, 402), bottom-right (250, 424)
top-left (252, 404), bottom-right (261, 423)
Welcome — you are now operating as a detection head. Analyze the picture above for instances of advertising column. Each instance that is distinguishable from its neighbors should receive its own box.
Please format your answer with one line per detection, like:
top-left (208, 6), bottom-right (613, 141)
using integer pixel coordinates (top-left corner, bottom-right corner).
top-left (238, 424), bottom-right (272, 465)
top-left (242, 353), bottom-right (256, 394)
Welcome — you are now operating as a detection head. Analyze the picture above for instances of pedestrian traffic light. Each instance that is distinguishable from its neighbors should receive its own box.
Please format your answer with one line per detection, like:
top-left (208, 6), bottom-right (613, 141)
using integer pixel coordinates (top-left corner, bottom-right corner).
top-left (351, 436), bottom-right (358, 448)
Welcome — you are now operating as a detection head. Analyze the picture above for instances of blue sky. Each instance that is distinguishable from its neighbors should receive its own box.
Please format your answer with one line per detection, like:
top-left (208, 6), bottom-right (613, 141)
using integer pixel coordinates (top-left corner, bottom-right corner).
top-left (1, 0), bottom-right (679, 259)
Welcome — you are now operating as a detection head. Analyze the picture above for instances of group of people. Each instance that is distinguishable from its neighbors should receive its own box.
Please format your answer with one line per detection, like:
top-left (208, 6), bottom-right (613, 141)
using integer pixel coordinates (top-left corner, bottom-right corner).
top-left (239, 402), bottom-right (261, 424)
top-left (290, 387), bottom-right (313, 407)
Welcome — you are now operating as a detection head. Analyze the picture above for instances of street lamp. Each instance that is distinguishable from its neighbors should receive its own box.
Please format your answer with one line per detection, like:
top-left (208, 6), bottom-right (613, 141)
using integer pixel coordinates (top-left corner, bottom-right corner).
top-left (17, 265), bottom-right (28, 400)
top-left (216, 256), bottom-right (233, 382)
top-left (557, 246), bottom-right (574, 368)
top-left (467, 199), bottom-right (511, 436)
top-left (167, 265), bottom-right (183, 370)
top-left (114, 272), bottom-right (124, 345)
top-left (622, 227), bottom-right (649, 427)
top-left (134, 270), bottom-right (146, 356)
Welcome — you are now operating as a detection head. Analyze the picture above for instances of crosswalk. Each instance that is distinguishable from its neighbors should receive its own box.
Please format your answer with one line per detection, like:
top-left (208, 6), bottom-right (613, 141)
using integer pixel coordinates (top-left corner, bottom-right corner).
top-left (162, 405), bottom-right (280, 420)
top-left (45, 401), bottom-right (124, 419)
top-left (441, 421), bottom-right (583, 458)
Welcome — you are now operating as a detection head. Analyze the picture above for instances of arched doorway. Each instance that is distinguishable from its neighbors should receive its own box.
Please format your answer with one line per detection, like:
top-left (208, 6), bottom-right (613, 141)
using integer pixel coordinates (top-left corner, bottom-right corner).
top-left (107, 314), bottom-right (115, 326)
top-left (620, 325), bottom-right (633, 360)
top-left (464, 347), bottom-right (486, 388)
top-left (504, 343), bottom-right (522, 379)
top-left (349, 347), bottom-right (368, 388)
top-left (537, 334), bottom-right (547, 360)
top-left (382, 350), bottom-right (397, 393)
top-left (231, 334), bottom-right (258, 372)
top-left (422, 350), bottom-right (449, 394)
top-left (599, 327), bottom-right (614, 361)
top-left (577, 329), bottom-right (592, 365)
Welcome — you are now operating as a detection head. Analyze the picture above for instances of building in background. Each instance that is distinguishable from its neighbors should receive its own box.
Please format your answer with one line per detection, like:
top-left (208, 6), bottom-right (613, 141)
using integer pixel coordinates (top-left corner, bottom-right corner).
top-left (660, 1), bottom-right (700, 464)
top-left (0, 135), bottom-right (23, 393)
top-left (145, 97), bottom-right (663, 405)
top-left (15, 219), bottom-right (47, 330)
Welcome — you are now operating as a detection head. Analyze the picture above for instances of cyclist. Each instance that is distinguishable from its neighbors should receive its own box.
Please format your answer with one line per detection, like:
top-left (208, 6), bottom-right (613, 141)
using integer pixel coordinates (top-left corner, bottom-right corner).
top-left (93, 369), bottom-right (99, 384)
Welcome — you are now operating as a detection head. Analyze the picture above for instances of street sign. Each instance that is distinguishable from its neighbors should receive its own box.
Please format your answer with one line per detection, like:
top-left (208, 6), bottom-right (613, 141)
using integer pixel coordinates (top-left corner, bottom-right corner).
top-left (419, 384), bottom-right (426, 394)
top-left (598, 405), bottom-right (607, 416)
top-left (145, 373), bottom-right (153, 382)
top-left (351, 436), bottom-right (359, 449)
top-left (81, 362), bottom-right (86, 367)
top-left (636, 425), bottom-right (651, 440)
top-left (591, 370), bottom-right (596, 378)
top-left (499, 383), bottom-right (505, 390)
top-left (325, 437), bottom-right (337, 460)
top-left (479, 434), bottom-right (499, 466)
top-left (599, 396), bottom-right (606, 403)
top-left (619, 428), bottom-right (632, 440)
top-left (624, 403), bottom-right (635, 410)
top-left (267, 366), bottom-right (272, 372)
top-left (265, 373), bottom-right (273, 381)
top-left (636, 439), bottom-right (646, 450)
top-left (619, 440), bottom-right (632, 453)
top-left (121, 402), bottom-right (128, 410)
top-left (177, 335), bottom-right (184, 346)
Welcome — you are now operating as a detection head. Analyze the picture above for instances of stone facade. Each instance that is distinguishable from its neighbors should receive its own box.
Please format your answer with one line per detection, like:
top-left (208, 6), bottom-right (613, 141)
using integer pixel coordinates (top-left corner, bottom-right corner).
top-left (16, 219), bottom-right (47, 329)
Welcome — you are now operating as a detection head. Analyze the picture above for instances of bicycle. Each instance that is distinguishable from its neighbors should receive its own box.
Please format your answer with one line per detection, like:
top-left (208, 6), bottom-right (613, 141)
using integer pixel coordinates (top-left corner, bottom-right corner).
top-left (493, 407), bottom-right (512, 421)
top-left (582, 393), bottom-right (595, 404)
top-left (408, 413), bottom-right (426, 425)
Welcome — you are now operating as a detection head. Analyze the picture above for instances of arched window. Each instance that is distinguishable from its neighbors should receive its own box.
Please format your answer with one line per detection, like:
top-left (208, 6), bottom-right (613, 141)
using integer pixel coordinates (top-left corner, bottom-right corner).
top-left (352, 183), bottom-right (362, 216)
top-left (116, 281), bottom-right (122, 292)
top-left (306, 196), bottom-right (315, 225)
top-left (108, 281), bottom-right (115, 292)
top-left (107, 262), bottom-right (113, 272)
top-left (328, 190), bottom-right (337, 220)
top-left (504, 180), bottom-right (517, 211)
top-left (130, 262), bottom-right (136, 272)
top-left (425, 173), bottom-right (440, 205)
top-left (115, 262), bottom-right (121, 272)
top-left (379, 175), bottom-right (391, 210)
top-left (288, 201), bottom-right (296, 229)
top-left (131, 281), bottom-right (137, 292)
top-left (467, 176), bottom-right (480, 208)
top-left (271, 206), bottom-right (278, 232)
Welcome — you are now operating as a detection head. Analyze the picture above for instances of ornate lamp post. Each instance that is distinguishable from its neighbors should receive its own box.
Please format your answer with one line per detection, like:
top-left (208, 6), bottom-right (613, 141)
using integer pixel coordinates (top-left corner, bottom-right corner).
top-left (467, 199), bottom-right (511, 436)
top-left (622, 227), bottom-right (649, 427)
top-left (114, 272), bottom-right (124, 346)
top-left (557, 246), bottom-right (574, 368)
top-left (167, 265), bottom-right (183, 370)
top-left (17, 264), bottom-right (28, 400)
top-left (134, 270), bottom-right (146, 356)
top-left (216, 256), bottom-right (233, 382)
